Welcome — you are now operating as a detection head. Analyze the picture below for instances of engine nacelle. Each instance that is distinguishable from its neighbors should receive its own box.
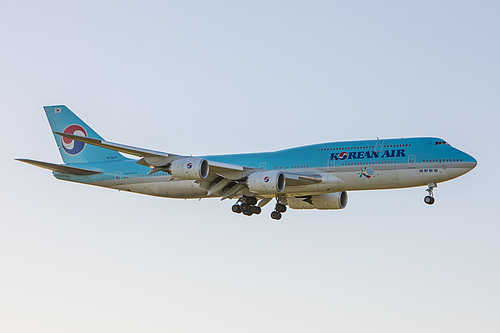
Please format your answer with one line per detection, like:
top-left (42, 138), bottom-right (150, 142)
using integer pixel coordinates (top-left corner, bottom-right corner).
top-left (287, 192), bottom-right (348, 210)
top-left (247, 171), bottom-right (286, 194)
top-left (169, 158), bottom-right (209, 180)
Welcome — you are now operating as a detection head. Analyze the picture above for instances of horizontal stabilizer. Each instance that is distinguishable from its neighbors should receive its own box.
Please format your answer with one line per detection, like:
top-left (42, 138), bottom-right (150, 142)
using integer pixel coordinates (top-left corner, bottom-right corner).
top-left (16, 159), bottom-right (102, 176)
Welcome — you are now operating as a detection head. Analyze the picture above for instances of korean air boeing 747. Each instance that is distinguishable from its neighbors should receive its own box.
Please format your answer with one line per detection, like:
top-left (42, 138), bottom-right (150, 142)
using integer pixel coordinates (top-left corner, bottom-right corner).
top-left (18, 105), bottom-right (477, 220)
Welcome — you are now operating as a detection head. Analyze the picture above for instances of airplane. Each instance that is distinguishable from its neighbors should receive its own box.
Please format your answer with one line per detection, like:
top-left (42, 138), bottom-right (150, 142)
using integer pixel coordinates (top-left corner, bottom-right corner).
top-left (17, 105), bottom-right (477, 220)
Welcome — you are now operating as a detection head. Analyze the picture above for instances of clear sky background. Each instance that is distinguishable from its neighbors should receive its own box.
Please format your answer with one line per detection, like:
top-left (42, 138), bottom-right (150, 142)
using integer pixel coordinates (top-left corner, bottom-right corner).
top-left (1, 1), bottom-right (499, 332)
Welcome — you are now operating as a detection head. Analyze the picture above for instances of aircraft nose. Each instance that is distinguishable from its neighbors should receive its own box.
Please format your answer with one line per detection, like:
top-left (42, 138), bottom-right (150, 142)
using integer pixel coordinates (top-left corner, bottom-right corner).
top-left (464, 153), bottom-right (477, 170)
top-left (470, 156), bottom-right (477, 169)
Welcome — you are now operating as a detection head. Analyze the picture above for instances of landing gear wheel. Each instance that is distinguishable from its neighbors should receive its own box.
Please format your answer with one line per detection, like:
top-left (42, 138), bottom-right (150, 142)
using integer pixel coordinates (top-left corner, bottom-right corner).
top-left (232, 204), bottom-right (242, 213)
top-left (276, 203), bottom-right (287, 213)
top-left (271, 211), bottom-right (282, 220)
top-left (240, 203), bottom-right (250, 213)
top-left (247, 197), bottom-right (258, 205)
top-left (232, 197), bottom-right (263, 217)
top-left (251, 206), bottom-right (262, 215)
top-left (424, 196), bottom-right (435, 205)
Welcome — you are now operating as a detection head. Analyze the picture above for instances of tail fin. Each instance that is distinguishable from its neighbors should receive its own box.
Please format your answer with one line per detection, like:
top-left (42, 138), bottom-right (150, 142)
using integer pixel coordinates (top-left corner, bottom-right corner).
top-left (44, 105), bottom-right (126, 164)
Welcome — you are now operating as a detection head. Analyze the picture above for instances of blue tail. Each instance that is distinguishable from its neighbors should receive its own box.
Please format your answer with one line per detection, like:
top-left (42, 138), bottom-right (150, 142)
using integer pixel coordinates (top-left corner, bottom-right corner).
top-left (44, 105), bottom-right (126, 164)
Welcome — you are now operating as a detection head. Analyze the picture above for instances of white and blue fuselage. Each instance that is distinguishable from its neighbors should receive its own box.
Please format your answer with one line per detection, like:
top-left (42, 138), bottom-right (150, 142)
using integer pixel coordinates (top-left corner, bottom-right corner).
top-left (54, 138), bottom-right (475, 198)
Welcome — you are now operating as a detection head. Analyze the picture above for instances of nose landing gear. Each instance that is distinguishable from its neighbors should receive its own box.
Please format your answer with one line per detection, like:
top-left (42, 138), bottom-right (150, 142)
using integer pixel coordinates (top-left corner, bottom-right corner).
top-left (424, 183), bottom-right (437, 205)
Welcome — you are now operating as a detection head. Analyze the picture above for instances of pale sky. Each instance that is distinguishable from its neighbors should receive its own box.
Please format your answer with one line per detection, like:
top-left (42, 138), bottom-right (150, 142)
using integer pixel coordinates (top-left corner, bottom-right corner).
top-left (1, 1), bottom-right (499, 332)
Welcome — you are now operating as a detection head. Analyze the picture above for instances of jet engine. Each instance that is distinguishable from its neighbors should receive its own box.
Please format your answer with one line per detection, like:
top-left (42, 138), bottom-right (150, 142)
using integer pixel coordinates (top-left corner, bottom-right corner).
top-left (287, 192), bottom-right (348, 210)
top-left (169, 158), bottom-right (209, 180)
top-left (247, 171), bottom-right (286, 194)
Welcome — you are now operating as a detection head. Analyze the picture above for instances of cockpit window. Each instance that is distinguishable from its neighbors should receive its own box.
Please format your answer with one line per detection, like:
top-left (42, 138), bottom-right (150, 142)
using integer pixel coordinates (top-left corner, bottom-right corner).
top-left (435, 141), bottom-right (449, 146)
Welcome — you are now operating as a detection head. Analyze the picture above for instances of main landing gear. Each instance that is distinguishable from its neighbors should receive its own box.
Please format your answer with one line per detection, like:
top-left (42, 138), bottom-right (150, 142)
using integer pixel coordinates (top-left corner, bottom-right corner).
top-left (231, 196), bottom-right (289, 220)
top-left (231, 196), bottom-right (261, 216)
top-left (424, 183), bottom-right (437, 205)
top-left (270, 200), bottom-right (287, 220)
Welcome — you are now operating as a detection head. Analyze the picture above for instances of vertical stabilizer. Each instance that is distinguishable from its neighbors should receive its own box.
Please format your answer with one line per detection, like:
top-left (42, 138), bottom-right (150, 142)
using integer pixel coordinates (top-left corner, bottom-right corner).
top-left (44, 105), bottom-right (126, 164)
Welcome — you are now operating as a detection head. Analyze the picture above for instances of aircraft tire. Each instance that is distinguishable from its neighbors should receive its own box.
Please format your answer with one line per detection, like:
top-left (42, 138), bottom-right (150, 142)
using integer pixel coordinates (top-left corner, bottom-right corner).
top-left (232, 204), bottom-right (242, 213)
top-left (276, 204), bottom-right (287, 213)
top-left (247, 197), bottom-right (258, 205)
top-left (424, 196), bottom-right (435, 205)
top-left (271, 211), bottom-right (282, 220)
top-left (251, 206), bottom-right (262, 214)
top-left (240, 203), bottom-right (250, 213)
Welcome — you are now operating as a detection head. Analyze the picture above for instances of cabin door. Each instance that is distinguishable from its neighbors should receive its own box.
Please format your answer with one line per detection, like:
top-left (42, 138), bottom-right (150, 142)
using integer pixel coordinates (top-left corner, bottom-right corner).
top-left (115, 171), bottom-right (123, 185)
top-left (408, 155), bottom-right (416, 168)
top-left (375, 139), bottom-right (385, 152)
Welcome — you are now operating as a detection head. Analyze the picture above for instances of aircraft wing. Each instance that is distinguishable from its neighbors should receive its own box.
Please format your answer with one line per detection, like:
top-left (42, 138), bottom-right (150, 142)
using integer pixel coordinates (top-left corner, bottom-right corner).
top-left (55, 132), bottom-right (254, 178)
top-left (55, 132), bottom-right (178, 161)
top-left (55, 133), bottom-right (325, 198)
